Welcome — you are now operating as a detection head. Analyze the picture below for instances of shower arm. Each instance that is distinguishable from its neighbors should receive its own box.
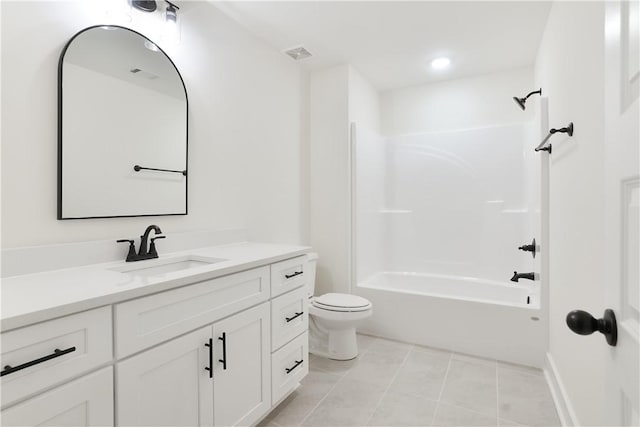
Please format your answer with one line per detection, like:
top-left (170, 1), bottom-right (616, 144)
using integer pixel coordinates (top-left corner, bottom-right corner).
top-left (523, 89), bottom-right (542, 101)
top-left (535, 122), bottom-right (574, 153)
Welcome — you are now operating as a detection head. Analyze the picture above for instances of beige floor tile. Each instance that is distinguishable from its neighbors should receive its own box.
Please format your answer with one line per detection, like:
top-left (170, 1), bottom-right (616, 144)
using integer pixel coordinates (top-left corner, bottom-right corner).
top-left (267, 370), bottom-right (342, 426)
top-left (498, 369), bottom-right (560, 427)
top-left (301, 378), bottom-right (387, 426)
top-left (263, 336), bottom-right (559, 427)
top-left (433, 402), bottom-right (498, 427)
top-left (387, 348), bottom-right (451, 400)
top-left (343, 338), bottom-right (411, 386)
top-left (440, 359), bottom-right (497, 416)
top-left (498, 418), bottom-right (529, 426)
top-left (367, 391), bottom-right (438, 426)
top-left (256, 419), bottom-right (281, 427)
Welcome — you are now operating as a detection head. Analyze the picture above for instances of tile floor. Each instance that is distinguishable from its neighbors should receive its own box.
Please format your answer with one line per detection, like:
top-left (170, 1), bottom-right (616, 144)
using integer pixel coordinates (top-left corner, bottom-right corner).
top-left (260, 335), bottom-right (561, 427)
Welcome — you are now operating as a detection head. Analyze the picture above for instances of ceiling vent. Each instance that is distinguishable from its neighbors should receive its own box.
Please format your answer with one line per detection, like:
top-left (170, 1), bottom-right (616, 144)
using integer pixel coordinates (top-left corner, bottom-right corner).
top-left (283, 46), bottom-right (312, 61)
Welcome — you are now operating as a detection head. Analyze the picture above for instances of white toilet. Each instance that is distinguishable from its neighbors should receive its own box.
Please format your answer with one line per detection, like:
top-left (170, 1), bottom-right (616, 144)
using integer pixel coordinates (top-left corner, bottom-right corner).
top-left (306, 253), bottom-right (373, 360)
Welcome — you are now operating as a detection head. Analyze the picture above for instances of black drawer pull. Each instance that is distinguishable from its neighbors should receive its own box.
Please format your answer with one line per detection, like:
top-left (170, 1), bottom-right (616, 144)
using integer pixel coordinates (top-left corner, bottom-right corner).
top-left (218, 333), bottom-right (227, 370)
top-left (204, 339), bottom-right (213, 379)
top-left (285, 271), bottom-right (303, 279)
top-left (285, 359), bottom-right (303, 374)
top-left (286, 312), bottom-right (304, 323)
top-left (1, 346), bottom-right (76, 377)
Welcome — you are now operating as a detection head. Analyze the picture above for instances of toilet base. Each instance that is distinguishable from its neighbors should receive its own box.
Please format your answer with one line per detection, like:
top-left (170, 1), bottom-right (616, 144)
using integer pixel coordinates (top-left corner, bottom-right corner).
top-left (309, 316), bottom-right (360, 361)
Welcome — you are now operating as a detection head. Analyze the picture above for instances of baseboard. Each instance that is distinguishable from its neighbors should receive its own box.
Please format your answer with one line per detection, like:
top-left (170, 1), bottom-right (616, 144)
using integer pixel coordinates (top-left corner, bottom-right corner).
top-left (544, 352), bottom-right (578, 426)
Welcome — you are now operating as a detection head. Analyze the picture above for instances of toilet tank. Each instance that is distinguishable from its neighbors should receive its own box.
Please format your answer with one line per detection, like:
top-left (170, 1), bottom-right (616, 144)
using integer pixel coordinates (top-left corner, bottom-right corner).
top-left (306, 252), bottom-right (318, 297)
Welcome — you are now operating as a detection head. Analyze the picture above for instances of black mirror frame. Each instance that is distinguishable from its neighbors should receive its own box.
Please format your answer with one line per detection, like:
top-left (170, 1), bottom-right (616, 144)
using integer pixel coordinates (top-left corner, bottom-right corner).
top-left (57, 25), bottom-right (189, 220)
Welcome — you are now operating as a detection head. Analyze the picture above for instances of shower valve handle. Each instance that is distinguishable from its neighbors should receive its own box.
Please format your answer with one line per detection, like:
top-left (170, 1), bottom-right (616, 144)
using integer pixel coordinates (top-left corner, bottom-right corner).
top-left (518, 238), bottom-right (536, 258)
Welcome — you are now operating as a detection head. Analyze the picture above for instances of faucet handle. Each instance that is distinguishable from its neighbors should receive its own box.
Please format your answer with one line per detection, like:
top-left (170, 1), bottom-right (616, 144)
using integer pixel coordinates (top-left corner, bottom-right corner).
top-left (149, 236), bottom-right (166, 257)
top-left (117, 239), bottom-right (137, 262)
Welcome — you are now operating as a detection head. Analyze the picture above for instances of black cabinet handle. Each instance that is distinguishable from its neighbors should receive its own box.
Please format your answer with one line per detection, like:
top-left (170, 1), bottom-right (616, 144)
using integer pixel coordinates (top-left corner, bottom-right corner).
top-left (286, 312), bottom-right (304, 323)
top-left (285, 359), bottom-right (303, 374)
top-left (285, 271), bottom-right (303, 279)
top-left (204, 339), bottom-right (213, 378)
top-left (1, 346), bottom-right (76, 377)
top-left (566, 309), bottom-right (617, 346)
top-left (218, 333), bottom-right (227, 370)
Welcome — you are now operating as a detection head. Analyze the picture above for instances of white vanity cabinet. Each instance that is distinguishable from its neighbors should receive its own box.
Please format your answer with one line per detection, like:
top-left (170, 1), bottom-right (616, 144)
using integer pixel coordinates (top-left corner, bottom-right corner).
top-left (1, 250), bottom-right (310, 427)
top-left (212, 303), bottom-right (270, 426)
top-left (0, 307), bottom-right (113, 427)
top-left (1, 368), bottom-right (114, 427)
top-left (117, 302), bottom-right (271, 427)
top-left (269, 256), bottom-right (310, 405)
top-left (116, 326), bottom-right (214, 427)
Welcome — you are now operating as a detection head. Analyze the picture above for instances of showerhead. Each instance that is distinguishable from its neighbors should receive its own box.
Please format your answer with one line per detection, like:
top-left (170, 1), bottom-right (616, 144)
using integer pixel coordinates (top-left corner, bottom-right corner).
top-left (513, 88), bottom-right (542, 111)
top-left (513, 97), bottom-right (526, 110)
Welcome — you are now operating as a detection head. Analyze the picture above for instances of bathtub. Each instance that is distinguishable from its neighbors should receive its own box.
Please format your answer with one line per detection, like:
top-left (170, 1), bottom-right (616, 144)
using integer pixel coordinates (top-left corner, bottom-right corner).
top-left (356, 272), bottom-right (546, 367)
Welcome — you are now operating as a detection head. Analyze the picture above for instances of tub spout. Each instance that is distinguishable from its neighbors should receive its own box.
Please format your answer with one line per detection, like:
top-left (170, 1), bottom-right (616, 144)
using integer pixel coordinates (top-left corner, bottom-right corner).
top-left (511, 271), bottom-right (535, 282)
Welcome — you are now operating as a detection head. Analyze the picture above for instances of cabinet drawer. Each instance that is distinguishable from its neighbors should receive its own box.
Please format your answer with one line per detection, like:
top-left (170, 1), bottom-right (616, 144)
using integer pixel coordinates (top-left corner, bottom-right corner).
top-left (0, 307), bottom-right (112, 408)
top-left (271, 332), bottom-right (308, 405)
top-left (270, 256), bottom-right (308, 297)
top-left (1, 367), bottom-right (114, 427)
top-left (115, 266), bottom-right (270, 358)
top-left (271, 287), bottom-right (308, 351)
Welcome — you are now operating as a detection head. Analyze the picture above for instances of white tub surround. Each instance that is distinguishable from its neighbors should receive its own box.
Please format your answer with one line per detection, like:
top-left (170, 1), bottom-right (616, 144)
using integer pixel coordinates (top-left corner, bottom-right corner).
top-left (357, 272), bottom-right (544, 367)
top-left (1, 242), bottom-right (311, 427)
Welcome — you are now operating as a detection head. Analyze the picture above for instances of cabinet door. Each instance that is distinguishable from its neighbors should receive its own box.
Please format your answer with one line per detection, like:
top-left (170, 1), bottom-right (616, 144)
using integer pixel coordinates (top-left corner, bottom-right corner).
top-left (212, 303), bottom-right (270, 427)
top-left (117, 327), bottom-right (213, 427)
top-left (1, 367), bottom-right (113, 427)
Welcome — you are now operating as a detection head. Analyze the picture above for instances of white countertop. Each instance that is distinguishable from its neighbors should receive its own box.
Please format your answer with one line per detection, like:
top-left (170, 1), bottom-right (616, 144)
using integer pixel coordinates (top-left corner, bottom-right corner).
top-left (1, 242), bottom-right (310, 332)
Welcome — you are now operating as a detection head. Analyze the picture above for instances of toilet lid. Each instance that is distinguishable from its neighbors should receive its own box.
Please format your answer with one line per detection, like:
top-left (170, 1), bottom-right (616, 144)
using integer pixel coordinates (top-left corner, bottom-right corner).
top-left (312, 293), bottom-right (372, 311)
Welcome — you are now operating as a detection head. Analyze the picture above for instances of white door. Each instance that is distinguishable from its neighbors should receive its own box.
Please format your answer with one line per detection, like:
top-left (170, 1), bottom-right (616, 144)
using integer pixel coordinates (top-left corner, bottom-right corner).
top-left (212, 302), bottom-right (270, 427)
top-left (1, 367), bottom-right (113, 427)
top-left (117, 327), bottom-right (214, 427)
top-left (604, 1), bottom-right (640, 425)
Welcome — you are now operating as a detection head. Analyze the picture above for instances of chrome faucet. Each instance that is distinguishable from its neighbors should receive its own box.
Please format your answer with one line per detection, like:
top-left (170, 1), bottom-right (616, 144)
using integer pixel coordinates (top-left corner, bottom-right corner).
top-left (117, 225), bottom-right (165, 262)
top-left (511, 271), bottom-right (536, 282)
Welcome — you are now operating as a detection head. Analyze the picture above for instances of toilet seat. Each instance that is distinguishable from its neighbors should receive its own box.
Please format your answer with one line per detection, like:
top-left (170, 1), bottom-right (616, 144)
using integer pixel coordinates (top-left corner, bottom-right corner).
top-left (311, 293), bottom-right (372, 312)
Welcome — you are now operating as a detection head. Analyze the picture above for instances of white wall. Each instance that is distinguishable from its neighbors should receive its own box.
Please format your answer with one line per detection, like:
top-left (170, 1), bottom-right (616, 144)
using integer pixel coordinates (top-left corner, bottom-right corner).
top-left (1, 1), bottom-right (308, 248)
top-left (348, 67), bottom-right (381, 134)
top-left (381, 67), bottom-right (534, 135)
top-left (309, 65), bottom-right (350, 296)
top-left (534, 2), bottom-right (607, 425)
top-left (309, 65), bottom-right (380, 295)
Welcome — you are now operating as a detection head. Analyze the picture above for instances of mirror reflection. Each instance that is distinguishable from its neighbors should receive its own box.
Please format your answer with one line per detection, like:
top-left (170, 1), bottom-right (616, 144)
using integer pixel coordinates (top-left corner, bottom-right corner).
top-left (59, 25), bottom-right (188, 219)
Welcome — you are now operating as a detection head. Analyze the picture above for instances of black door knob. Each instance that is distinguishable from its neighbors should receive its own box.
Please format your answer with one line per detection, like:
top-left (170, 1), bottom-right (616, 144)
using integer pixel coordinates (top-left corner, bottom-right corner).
top-left (566, 309), bottom-right (617, 346)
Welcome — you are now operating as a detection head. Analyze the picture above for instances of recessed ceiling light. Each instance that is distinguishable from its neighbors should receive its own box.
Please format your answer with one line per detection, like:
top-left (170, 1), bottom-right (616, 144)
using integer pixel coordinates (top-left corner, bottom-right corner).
top-left (431, 57), bottom-right (451, 70)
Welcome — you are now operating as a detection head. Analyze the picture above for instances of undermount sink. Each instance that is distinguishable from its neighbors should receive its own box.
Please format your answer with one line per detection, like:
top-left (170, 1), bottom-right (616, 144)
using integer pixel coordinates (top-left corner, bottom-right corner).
top-left (109, 255), bottom-right (226, 278)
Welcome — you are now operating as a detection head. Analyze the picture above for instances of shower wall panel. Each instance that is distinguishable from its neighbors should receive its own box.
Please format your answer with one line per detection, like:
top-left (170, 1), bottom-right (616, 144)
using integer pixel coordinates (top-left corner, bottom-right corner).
top-left (385, 125), bottom-right (530, 281)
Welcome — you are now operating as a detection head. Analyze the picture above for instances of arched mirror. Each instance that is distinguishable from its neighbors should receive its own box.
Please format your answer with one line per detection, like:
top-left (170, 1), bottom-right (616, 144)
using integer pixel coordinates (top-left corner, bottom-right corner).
top-left (58, 25), bottom-right (188, 219)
